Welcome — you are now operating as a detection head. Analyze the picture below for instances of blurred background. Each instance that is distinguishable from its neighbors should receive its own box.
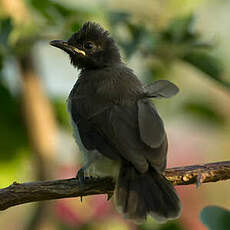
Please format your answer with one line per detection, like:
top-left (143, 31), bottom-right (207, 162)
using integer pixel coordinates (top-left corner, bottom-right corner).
top-left (0, 0), bottom-right (230, 229)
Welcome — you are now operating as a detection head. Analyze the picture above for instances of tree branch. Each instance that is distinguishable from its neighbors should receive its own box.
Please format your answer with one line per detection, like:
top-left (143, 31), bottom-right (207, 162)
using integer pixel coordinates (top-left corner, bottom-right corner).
top-left (0, 161), bottom-right (230, 211)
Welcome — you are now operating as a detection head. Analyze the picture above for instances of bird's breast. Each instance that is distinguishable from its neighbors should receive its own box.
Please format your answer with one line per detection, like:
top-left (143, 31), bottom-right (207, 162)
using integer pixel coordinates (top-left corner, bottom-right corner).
top-left (67, 97), bottom-right (119, 178)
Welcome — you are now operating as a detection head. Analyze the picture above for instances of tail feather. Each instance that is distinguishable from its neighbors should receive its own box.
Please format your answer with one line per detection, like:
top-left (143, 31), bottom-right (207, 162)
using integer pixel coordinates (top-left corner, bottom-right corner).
top-left (115, 163), bottom-right (181, 223)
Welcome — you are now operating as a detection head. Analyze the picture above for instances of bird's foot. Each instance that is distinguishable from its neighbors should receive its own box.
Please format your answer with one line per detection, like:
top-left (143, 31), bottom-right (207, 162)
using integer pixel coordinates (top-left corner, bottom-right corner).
top-left (76, 168), bottom-right (86, 184)
top-left (76, 168), bottom-right (94, 184)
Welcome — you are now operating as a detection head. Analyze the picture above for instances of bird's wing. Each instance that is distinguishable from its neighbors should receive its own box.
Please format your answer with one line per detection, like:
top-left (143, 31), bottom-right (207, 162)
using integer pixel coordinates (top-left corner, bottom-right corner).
top-left (137, 99), bottom-right (165, 148)
top-left (97, 103), bottom-right (150, 173)
top-left (70, 96), bottom-right (167, 173)
top-left (144, 80), bottom-right (179, 98)
top-left (92, 100), bottom-right (167, 173)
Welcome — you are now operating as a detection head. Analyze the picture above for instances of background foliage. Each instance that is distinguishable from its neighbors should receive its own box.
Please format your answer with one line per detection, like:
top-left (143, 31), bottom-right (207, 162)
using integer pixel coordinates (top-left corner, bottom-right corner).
top-left (0, 0), bottom-right (230, 229)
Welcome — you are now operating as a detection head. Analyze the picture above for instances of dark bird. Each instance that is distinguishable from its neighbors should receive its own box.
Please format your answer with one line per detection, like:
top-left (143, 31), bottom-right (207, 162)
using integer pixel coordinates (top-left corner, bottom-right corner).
top-left (50, 22), bottom-right (181, 223)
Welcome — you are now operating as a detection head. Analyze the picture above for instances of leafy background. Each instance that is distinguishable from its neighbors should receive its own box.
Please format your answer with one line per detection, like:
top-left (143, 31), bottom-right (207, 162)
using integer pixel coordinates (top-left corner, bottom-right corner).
top-left (0, 0), bottom-right (230, 229)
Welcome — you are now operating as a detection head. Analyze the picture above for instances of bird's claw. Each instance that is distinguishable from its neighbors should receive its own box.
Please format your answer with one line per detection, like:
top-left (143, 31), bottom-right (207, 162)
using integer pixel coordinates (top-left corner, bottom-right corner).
top-left (76, 168), bottom-right (85, 184)
top-left (76, 168), bottom-right (94, 185)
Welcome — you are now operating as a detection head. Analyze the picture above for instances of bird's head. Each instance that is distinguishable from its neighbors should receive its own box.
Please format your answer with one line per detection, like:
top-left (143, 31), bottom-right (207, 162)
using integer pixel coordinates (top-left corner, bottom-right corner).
top-left (50, 22), bottom-right (121, 70)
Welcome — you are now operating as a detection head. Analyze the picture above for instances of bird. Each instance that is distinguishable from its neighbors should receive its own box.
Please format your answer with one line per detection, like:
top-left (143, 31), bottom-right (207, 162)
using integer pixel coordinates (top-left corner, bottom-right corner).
top-left (50, 21), bottom-right (181, 223)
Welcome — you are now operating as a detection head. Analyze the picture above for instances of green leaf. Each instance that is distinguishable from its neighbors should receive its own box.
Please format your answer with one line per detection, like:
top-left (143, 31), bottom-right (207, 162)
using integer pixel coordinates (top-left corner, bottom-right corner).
top-left (0, 82), bottom-right (28, 161)
top-left (138, 219), bottom-right (184, 230)
top-left (28, 0), bottom-right (56, 22)
top-left (52, 99), bottom-right (71, 130)
top-left (200, 206), bottom-right (230, 230)
top-left (28, 0), bottom-right (76, 23)
top-left (183, 101), bottom-right (225, 126)
top-left (62, 21), bottom-right (82, 40)
top-left (0, 17), bottom-right (13, 47)
top-left (183, 51), bottom-right (222, 81)
top-left (120, 24), bottom-right (149, 58)
top-left (158, 221), bottom-right (185, 230)
top-left (0, 53), bottom-right (3, 70)
top-left (162, 15), bottom-right (197, 43)
top-left (51, 2), bottom-right (76, 18)
top-left (108, 11), bottom-right (130, 25)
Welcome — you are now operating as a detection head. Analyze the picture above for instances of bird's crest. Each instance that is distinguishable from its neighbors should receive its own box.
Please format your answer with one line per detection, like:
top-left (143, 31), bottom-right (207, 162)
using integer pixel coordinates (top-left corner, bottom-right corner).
top-left (69, 22), bottom-right (111, 45)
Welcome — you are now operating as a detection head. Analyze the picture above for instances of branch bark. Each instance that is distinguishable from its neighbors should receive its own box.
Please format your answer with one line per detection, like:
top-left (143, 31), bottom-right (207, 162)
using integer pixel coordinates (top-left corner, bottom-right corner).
top-left (0, 161), bottom-right (230, 211)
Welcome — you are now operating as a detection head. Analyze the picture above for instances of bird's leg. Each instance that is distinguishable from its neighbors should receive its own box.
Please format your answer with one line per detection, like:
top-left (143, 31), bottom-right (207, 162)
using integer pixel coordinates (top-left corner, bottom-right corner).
top-left (76, 163), bottom-right (92, 203)
top-left (76, 167), bottom-right (86, 184)
top-left (76, 150), bottom-right (101, 184)
top-left (76, 163), bottom-right (92, 184)
top-left (76, 152), bottom-right (102, 203)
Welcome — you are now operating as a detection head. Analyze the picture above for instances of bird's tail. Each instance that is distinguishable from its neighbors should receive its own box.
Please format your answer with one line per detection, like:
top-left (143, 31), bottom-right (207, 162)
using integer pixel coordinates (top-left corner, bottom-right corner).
top-left (115, 162), bottom-right (181, 223)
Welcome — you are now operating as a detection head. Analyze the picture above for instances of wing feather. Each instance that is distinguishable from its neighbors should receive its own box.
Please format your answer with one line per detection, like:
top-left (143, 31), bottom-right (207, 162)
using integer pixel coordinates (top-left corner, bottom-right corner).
top-left (138, 99), bottom-right (165, 148)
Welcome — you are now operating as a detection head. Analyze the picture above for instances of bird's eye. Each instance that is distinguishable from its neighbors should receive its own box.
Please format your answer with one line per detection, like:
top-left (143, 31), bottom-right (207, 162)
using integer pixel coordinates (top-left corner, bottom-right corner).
top-left (84, 41), bottom-right (95, 50)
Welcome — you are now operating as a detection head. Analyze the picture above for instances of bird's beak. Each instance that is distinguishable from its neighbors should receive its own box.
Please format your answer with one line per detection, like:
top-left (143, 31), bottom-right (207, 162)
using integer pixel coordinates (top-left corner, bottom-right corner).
top-left (49, 40), bottom-right (86, 56)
